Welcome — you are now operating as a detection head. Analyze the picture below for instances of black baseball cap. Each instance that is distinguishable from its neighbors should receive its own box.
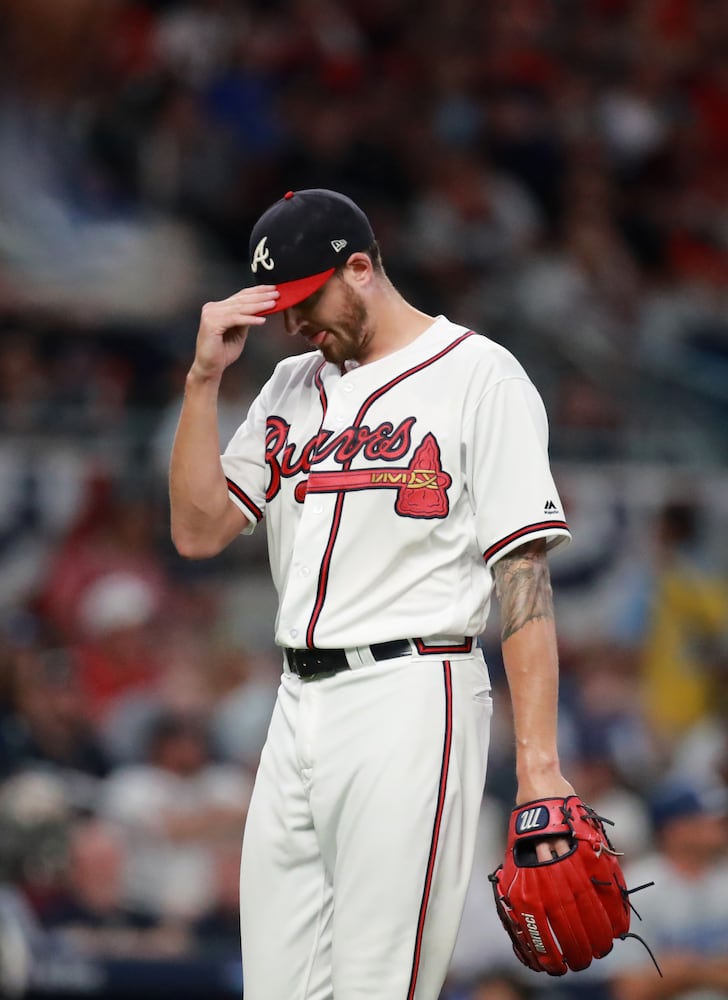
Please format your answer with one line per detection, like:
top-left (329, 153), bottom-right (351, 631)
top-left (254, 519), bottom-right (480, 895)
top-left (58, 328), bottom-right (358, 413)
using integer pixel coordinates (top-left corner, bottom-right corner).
top-left (249, 189), bottom-right (375, 315)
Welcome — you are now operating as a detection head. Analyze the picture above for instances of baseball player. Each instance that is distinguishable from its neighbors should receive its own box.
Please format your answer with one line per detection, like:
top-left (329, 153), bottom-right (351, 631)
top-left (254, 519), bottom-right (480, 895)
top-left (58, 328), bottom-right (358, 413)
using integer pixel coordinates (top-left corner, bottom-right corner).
top-left (169, 189), bottom-right (573, 1000)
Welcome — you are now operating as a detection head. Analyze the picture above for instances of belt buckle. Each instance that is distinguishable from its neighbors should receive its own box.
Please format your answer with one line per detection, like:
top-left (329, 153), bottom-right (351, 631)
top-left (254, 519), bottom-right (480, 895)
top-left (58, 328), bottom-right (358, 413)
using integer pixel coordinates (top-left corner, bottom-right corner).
top-left (287, 646), bottom-right (350, 680)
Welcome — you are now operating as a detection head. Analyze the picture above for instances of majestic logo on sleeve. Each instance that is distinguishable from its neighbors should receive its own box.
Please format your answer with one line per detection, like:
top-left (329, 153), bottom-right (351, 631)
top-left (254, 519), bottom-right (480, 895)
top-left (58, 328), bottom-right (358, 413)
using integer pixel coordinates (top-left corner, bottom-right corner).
top-left (265, 416), bottom-right (451, 519)
top-left (251, 236), bottom-right (274, 272)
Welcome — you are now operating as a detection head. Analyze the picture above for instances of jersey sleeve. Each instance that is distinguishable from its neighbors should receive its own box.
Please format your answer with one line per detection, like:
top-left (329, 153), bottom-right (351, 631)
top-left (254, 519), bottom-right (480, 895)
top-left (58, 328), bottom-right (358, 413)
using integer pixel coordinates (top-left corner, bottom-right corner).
top-left (220, 383), bottom-right (270, 534)
top-left (466, 375), bottom-right (571, 567)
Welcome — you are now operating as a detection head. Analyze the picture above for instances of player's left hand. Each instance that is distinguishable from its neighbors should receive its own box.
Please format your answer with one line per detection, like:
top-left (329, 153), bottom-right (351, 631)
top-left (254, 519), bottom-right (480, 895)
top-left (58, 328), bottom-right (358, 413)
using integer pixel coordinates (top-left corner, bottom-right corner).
top-left (516, 775), bottom-right (575, 862)
top-left (489, 795), bottom-right (640, 977)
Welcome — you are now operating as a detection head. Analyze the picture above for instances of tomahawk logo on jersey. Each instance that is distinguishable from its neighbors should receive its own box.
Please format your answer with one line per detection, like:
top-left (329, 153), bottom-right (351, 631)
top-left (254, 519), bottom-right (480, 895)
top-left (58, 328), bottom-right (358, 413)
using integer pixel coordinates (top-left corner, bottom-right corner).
top-left (221, 317), bottom-right (570, 650)
top-left (265, 415), bottom-right (452, 517)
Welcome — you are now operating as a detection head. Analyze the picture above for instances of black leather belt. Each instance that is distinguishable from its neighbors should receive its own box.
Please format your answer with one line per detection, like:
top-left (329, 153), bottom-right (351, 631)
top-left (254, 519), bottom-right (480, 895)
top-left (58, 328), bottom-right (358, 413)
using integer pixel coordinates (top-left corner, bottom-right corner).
top-left (283, 639), bottom-right (412, 679)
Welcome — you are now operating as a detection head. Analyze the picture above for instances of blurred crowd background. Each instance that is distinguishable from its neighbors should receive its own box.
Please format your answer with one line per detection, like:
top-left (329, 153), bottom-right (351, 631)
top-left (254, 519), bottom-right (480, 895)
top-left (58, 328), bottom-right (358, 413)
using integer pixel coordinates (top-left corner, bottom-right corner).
top-left (1, 0), bottom-right (728, 998)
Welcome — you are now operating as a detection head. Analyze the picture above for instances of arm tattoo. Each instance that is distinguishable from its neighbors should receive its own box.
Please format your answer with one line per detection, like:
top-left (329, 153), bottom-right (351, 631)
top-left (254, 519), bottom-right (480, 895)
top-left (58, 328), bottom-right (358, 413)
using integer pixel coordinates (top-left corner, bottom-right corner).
top-left (493, 540), bottom-right (554, 642)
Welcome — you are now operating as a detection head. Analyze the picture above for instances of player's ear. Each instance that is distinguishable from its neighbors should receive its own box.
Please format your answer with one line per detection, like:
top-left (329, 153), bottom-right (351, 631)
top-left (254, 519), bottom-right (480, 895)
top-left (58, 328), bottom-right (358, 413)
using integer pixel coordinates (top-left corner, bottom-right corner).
top-left (343, 252), bottom-right (374, 287)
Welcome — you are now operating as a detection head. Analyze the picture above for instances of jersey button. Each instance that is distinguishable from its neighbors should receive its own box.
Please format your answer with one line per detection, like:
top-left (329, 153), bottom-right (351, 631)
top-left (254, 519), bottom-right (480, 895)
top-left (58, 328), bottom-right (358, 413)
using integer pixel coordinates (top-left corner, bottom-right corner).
top-left (289, 628), bottom-right (299, 639)
top-left (300, 566), bottom-right (310, 577)
top-left (342, 382), bottom-right (353, 392)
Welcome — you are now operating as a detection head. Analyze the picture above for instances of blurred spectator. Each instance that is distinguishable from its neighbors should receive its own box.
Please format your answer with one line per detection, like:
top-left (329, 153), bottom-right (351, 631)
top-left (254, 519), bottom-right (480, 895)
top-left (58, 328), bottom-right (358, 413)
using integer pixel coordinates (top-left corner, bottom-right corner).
top-left (150, 358), bottom-right (258, 484)
top-left (0, 643), bottom-right (109, 781)
top-left (99, 712), bottom-right (252, 921)
top-left (192, 840), bottom-right (243, 959)
top-left (35, 480), bottom-right (175, 724)
top-left (405, 150), bottom-right (542, 302)
top-left (671, 655), bottom-right (728, 792)
top-left (38, 479), bottom-right (169, 644)
top-left (0, 770), bottom-right (72, 918)
top-left (561, 643), bottom-right (664, 797)
top-left (153, 1), bottom-right (245, 88)
top-left (0, 883), bottom-right (38, 999)
top-left (0, 333), bottom-right (50, 433)
top-left (0, 335), bottom-right (92, 612)
top-left (560, 716), bottom-right (653, 861)
top-left (468, 970), bottom-right (533, 1000)
top-left (209, 645), bottom-right (280, 772)
top-left (42, 817), bottom-right (191, 958)
top-left (638, 502), bottom-right (728, 744)
top-left (101, 620), bottom-right (217, 765)
top-left (510, 191), bottom-right (641, 365)
top-left (606, 777), bottom-right (728, 1000)
top-left (595, 58), bottom-right (675, 172)
top-left (447, 795), bottom-right (517, 988)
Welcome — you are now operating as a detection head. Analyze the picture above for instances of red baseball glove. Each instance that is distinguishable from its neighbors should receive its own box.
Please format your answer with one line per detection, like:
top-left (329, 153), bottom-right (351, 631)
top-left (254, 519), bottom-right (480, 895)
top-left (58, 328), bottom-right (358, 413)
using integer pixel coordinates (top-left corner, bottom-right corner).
top-left (489, 795), bottom-right (641, 976)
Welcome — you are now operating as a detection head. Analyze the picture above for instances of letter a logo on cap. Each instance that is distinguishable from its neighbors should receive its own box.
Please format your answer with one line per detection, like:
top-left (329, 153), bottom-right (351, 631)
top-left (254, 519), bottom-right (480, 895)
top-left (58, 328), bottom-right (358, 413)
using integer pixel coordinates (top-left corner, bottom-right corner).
top-left (251, 236), bottom-right (274, 273)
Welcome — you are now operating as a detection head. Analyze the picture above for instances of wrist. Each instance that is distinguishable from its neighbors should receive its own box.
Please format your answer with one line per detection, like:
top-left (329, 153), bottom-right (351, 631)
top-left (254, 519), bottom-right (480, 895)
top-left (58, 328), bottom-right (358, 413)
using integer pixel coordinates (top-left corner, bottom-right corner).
top-left (515, 748), bottom-right (561, 778)
top-left (186, 363), bottom-right (222, 389)
top-left (515, 755), bottom-right (572, 804)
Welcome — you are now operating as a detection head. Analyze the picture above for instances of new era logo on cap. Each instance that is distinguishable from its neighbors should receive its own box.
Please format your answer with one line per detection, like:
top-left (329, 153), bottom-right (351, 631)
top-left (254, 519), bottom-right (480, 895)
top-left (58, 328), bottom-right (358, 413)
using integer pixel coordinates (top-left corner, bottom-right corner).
top-left (248, 190), bottom-right (375, 315)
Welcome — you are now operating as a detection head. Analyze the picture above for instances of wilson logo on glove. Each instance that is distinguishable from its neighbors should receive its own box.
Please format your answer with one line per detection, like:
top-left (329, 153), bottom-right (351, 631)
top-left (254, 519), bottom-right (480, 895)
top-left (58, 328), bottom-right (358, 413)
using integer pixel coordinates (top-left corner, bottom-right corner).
top-left (489, 795), bottom-right (661, 977)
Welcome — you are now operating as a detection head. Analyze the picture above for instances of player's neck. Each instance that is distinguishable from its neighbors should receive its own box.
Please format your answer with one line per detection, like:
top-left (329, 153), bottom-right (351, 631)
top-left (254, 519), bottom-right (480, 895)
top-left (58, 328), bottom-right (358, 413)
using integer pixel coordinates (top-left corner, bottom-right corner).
top-left (361, 287), bottom-right (437, 364)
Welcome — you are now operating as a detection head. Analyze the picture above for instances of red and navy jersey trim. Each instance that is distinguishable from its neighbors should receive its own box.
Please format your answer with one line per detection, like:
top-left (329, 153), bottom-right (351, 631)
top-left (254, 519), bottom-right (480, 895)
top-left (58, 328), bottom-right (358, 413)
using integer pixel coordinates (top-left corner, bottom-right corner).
top-left (407, 661), bottom-right (453, 1000)
top-left (482, 520), bottom-right (569, 564)
top-left (225, 477), bottom-right (263, 523)
top-left (306, 491), bottom-right (345, 649)
top-left (353, 332), bottom-right (475, 426)
top-left (314, 361), bottom-right (328, 415)
top-left (413, 637), bottom-right (474, 655)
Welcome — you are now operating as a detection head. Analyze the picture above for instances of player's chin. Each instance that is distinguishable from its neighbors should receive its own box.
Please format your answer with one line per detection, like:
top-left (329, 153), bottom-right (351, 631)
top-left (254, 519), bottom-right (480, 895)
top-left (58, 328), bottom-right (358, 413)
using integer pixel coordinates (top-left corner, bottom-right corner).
top-left (325, 334), bottom-right (362, 366)
top-left (318, 337), bottom-right (345, 364)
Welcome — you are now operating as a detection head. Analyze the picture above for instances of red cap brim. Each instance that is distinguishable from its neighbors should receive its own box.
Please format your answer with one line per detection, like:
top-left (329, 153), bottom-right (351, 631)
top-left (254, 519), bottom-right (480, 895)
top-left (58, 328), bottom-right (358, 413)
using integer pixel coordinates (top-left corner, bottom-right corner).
top-left (256, 268), bottom-right (336, 315)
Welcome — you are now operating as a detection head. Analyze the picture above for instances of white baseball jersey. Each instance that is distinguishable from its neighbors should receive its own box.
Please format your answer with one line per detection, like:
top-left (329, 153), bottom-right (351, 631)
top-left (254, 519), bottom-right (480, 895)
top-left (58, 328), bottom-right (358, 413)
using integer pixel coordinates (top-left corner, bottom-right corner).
top-left (221, 315), bottom-right (570, 650)
top-left (221, 314), bottom-right (570, 1000)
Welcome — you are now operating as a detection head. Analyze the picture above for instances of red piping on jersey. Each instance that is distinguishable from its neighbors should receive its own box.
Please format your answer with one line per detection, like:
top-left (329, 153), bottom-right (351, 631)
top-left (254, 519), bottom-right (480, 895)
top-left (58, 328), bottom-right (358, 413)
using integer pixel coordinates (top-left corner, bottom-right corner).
top-left (306, 491), bottom-right (345, 648)
top-left (482, 520), bottom-right (570, 563)
top-left (407, 661), bottom-right (453, 1000)
top-left (305, 331), bottom-right (475, 646)
top-left (314, 361), bottom-right (328, 414)
top-left (303, 362), bottom-right (333, 648)
top-left (225, 478), bottom-right (263, 522)
top-left (352, 331), bottom-right (475, 426)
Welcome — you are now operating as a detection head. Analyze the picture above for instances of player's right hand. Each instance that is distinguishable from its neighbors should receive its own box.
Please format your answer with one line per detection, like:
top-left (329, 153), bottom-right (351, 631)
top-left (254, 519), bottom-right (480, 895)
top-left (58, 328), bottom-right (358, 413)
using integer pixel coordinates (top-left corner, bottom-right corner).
top-left (191, 285), bottom-right (280, 380)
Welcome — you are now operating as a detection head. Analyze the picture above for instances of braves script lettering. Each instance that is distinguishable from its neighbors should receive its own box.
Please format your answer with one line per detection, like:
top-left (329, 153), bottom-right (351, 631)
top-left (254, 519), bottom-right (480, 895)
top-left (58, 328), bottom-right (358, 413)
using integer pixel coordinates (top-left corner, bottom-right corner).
top-left (265, 416), bottom-right (416, 501)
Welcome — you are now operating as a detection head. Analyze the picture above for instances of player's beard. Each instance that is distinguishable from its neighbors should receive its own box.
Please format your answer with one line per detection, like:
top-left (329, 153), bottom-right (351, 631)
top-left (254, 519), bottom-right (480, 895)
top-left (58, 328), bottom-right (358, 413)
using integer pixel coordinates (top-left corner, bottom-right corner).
top-left (317, 283), bottom-right (373, 366)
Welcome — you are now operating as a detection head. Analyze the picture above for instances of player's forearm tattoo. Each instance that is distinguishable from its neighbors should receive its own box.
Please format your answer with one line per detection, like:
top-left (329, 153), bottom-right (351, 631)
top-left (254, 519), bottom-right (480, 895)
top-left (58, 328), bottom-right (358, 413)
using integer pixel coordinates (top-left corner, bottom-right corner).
top-left (493, 541), bottom-right (554, 642)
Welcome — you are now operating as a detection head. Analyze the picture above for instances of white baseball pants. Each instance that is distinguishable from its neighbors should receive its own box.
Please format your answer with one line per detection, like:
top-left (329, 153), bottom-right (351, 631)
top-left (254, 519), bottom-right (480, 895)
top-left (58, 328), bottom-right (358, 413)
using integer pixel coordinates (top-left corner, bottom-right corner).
top-left (239, 649), bottom-right (492, 1000)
